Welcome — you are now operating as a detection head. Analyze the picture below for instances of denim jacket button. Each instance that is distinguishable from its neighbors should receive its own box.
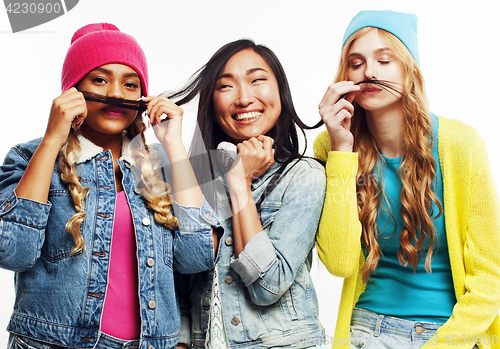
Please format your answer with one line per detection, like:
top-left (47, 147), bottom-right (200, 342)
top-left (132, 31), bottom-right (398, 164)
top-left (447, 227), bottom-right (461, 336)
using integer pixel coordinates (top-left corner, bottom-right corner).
top-left (225, 237), bottom-right (233, 246)
top-left (147, 258), bottom-right (155, 267)
top-left (134, 188), bottom-right (141, 195)
top-left (224, 275), bottom-right (233, 284)
top-left (142, 217), bottom-right (151, 226)
top-left (148, 300), bottom-right (156, 309)
top-left (148, 345), bottom-right (154, 349)
top-left (231, 317), bottom-right (240, 326)
top-left (205, 211), bottom-right (211, 220)
top-left (3, 201), bottom-right (11, 210)
top-left (124, 162), bottom-right (131, 169)
top-left (415, 326), bottom-right (424, 334)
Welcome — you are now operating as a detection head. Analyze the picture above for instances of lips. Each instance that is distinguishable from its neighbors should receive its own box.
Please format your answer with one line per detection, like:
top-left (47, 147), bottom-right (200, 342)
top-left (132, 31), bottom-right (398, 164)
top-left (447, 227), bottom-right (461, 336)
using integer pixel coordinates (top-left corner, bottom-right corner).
top-left (102, 106), bottom-right (126, 117)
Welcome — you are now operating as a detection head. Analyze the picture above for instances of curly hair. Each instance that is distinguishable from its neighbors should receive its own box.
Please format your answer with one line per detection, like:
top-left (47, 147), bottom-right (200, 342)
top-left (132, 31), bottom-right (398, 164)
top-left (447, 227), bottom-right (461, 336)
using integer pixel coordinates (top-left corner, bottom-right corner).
top-left (58, 116), bottom-right (177, 255)
top-left (335, 27), bottom-right (443, 282)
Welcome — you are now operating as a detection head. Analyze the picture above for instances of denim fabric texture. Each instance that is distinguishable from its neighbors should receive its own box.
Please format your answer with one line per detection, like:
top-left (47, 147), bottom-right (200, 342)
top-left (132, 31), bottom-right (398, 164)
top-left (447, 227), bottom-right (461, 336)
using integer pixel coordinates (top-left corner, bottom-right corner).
top-left (189, 157), bottom-right (326, 349)
top-left (8, 333), bottom-right (140, 349)
top-left (0, 137), bottom-right (220, 349)
top-left (349, 308), bottom-right (445, 349)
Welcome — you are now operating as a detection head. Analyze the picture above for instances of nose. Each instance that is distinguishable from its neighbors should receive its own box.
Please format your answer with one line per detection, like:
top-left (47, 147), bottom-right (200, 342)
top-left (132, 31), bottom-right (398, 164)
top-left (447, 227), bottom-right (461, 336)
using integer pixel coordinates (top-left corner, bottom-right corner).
top-left (107, 80), bottom-right (125, 98)
top-left (364, 61), bottom-right (377, 80)
top-left (235, 84), bottom-right (254, 107)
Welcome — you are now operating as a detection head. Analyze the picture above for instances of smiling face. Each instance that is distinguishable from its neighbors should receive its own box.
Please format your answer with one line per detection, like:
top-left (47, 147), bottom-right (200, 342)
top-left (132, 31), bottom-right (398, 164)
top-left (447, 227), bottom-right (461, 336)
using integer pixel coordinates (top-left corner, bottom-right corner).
top-left (213, 49), bottom-right (281, 144)
top-left (347, 28), bottom-right (405, 114)
top-left (76, 63), bottom-right (141, 143)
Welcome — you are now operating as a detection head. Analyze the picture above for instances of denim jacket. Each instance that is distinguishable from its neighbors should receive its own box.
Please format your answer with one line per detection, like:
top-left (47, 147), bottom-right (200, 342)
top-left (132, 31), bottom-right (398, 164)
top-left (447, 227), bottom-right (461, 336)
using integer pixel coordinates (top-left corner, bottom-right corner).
top-left (189, 157), bottom-right (326, 348)
top-left (0, 136), bottom-right (220, 349)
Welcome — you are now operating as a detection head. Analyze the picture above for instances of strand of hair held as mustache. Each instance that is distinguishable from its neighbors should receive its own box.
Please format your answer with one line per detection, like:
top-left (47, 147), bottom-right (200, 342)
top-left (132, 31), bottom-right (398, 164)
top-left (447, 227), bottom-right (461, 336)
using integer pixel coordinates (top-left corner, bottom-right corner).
top-left (81, 91), bottom-right (148, 112)
top-left (307, 79), bottom-right (404, 129)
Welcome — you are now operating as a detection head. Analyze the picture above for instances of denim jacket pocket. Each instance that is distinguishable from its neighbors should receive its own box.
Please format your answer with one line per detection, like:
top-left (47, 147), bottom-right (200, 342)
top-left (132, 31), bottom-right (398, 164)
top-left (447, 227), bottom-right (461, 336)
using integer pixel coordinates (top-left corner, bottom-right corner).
top-left (41, 189), bottom-right (85, 262)
top-left (279, 288), bottom-right (299, 322)
top-left (258, 201), bottom-right (281, 229)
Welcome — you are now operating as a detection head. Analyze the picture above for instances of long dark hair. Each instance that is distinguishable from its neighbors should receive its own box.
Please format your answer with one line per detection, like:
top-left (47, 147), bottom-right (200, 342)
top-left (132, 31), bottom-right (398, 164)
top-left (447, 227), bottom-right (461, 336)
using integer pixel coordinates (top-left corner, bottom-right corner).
top-left (168, 39), bottom-right (318, 209)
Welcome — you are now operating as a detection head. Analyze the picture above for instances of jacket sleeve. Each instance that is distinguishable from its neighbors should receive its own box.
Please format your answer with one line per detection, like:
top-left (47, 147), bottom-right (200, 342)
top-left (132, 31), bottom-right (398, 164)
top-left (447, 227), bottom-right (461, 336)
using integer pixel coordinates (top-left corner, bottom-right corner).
top-left (313, 130), bottom-right (363, 278)
top-left (0, 145), bottom-right (50, 272)
top-left (229, 160), bottom-right (326, 306)
top-left (172, 197), bottom-right (220, 274)
top-left (423, 124), bottom-right (500, 349)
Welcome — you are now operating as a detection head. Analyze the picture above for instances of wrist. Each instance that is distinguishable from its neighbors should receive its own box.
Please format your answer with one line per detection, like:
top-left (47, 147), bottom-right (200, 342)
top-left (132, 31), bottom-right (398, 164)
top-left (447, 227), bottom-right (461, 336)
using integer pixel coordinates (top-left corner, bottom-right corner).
top-left (229, 186), bottom-right (254, 212)
top-left (331, 142), bottom-right (353, 153)
top-left (39, 136), bottom-right (66, 154)
top-left (162, 140), bottom-right (187, 161)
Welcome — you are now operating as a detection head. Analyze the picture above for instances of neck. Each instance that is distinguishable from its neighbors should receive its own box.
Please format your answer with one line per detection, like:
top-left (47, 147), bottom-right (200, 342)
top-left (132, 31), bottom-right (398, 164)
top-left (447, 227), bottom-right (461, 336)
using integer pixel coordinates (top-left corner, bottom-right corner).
top-left (365, 105), bottom-right (405, 159)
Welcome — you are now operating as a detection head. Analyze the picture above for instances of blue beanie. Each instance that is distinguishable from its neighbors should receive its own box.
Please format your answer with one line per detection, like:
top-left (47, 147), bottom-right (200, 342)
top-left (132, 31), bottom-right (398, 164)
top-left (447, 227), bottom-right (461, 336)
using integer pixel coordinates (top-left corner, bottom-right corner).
top-left (342, 10), bottom-right (420, 65)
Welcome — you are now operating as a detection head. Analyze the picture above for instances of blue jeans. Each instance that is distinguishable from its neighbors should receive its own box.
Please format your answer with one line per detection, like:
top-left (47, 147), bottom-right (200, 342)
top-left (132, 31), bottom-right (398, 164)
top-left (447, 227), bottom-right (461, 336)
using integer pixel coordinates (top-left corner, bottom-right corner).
top-left (8, 333), bottom-right (140, 349)
top-left (350, 308), bottom-right (445, 349)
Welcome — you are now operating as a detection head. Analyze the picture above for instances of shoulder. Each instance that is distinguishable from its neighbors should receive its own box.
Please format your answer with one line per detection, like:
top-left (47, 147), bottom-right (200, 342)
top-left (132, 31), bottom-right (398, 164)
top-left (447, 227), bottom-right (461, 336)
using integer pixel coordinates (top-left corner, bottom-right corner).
top-left (313, 130), bottom-right (331, 162)
top-left (6, 138), bottom-right (43, 163)
top-left (438, 116), bottom-right (485, 153)
top-left (287, 157), bottom-right (325, 174)
top-left (280, 157), bottom-right (326, 187)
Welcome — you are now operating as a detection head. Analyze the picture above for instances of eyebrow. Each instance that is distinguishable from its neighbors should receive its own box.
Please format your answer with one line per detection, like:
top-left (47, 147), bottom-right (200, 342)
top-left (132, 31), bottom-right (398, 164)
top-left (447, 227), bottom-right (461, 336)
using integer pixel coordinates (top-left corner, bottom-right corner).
top-left (92, 67), bottom-right (140, 79)
top-left (216, 67), bottom-right (268, 81)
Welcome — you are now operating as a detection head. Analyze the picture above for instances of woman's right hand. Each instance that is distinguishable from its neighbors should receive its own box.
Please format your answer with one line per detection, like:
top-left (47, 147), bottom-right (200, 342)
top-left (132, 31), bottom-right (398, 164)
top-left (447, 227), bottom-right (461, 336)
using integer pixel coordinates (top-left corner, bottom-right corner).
top-left (227, 135), bottom-right (274, 192)
top-left (318, 81), bottom-right (359, 152)
top-left (44, 87), bottom-right (87, 149)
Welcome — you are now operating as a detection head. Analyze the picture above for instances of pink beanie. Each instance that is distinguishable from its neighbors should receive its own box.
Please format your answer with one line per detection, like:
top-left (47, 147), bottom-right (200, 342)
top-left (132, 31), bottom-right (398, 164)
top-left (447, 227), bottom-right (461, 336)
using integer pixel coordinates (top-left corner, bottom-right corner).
top-left (61, 23), bottom-right (148, 96)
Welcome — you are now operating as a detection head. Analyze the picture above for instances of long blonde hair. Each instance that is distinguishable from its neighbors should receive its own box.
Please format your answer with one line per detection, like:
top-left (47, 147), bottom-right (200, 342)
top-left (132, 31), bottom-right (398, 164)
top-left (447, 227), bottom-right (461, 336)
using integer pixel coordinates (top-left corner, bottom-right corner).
top-left (58, 116), bottom-right (178, 255)
top-left (335, 27), bottom-right (443, 282)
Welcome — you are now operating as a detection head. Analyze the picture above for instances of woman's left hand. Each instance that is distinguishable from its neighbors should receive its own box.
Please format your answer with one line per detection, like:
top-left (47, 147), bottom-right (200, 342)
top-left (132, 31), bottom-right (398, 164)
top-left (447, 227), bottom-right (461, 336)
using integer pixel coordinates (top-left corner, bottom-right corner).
top-left (141, 95), bottom-right (184, 147)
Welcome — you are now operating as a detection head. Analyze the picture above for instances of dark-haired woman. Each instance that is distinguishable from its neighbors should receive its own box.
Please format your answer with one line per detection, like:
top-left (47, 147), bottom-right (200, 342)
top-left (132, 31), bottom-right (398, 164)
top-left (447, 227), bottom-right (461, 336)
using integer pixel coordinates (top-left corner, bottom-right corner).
top-left (171, 39), bottom-right (326, 348)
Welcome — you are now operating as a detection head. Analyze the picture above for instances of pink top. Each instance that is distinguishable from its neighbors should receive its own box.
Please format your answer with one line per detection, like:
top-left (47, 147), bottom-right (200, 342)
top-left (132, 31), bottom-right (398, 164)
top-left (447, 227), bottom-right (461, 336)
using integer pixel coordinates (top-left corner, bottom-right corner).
top-left (101, 190), bottom-right (141, 340)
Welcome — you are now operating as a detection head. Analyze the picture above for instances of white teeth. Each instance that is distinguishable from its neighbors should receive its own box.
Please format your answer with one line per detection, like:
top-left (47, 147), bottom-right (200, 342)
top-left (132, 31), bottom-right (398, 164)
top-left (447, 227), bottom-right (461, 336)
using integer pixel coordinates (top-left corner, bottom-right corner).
top-left (235, 111), bottom-right (262, 121)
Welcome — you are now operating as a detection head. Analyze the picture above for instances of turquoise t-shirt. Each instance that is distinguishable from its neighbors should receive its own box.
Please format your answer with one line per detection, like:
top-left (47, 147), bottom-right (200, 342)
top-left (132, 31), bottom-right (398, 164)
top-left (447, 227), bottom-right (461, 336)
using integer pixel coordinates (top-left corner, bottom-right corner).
top-left (355, 114), bottom-right (456, 322)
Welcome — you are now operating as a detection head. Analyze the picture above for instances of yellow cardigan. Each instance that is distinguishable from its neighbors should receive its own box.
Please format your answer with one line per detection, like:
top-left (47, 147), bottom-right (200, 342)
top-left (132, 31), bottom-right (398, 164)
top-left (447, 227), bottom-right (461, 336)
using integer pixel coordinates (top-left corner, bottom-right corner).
top-left (314, 116), bottom-right (500, 349)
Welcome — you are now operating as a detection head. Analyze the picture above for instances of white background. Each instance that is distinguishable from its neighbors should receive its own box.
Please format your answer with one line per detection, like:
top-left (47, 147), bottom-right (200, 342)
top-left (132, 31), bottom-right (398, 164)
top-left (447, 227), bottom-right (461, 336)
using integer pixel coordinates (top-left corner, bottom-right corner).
top-left (1, 0), bottom-right (499, 345)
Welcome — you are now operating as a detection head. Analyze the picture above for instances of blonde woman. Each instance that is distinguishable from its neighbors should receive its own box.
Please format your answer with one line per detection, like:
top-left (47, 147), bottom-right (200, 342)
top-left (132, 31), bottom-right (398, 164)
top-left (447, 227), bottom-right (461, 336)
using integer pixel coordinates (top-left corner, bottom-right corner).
top-left (0, 23), bottom-right (218, 349)
top-left (314, 10), bottom-right (500, 349)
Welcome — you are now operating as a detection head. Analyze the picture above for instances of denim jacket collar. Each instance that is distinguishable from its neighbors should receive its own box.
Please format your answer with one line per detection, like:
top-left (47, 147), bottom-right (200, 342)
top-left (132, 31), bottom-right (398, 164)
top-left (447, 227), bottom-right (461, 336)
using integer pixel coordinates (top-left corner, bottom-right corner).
top-left (74, 132), bottom-right (134, 165)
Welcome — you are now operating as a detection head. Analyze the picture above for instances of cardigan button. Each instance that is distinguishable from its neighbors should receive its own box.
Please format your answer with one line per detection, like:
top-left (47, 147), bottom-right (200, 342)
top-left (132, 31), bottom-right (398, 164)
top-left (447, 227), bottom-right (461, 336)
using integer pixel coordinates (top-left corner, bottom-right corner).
top-left (225, 237), bottom-right (233, 246)
top-left (142, 217), bottom-right (151, 226)
top-left (231, 317), bottom-right (240, 326)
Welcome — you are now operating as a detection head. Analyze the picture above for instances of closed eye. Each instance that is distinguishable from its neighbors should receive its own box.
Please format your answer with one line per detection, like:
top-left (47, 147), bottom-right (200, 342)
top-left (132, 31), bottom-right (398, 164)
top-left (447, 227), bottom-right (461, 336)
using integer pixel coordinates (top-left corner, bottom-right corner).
top-left (349, 62), bottom-right (364, 69)
top-left (252, 78), bottom-right (266, 84)
top-left (217, 84), bottom-right (232, 91)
